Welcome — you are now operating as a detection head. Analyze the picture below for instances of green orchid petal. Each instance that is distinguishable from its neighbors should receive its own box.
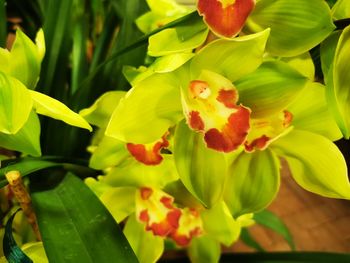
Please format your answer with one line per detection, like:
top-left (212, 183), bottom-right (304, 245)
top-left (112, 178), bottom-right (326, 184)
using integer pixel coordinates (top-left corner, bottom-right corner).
top-left (101, 187), bottom-right (136, 223)
top-left (8, 29), bottom-right (45, 89)
top-left (287, 82), bottom-right (342, 141)
top-left (146, 0), bottom-right (189, 16)
top-left (201, 202), bottom-right (241, 246)
top-left (188, 235), bottom-right (221, 263)
top-left (102, 155), bottom-right (179, 188)
top-left (0, 48), bottom-right (10, 73)
top-left (124, 215), bottom-right (164, 263)
top-left (271, 130), bottom-right (350, 199)
top-left (123, 53), bottom-right (194, 86)
top-left (331, 0), bottom-right (350, 20)
top-left (245, 0), bottom-right (335, 57)
top-left (21, 242), bottom-right (48, 263)
top-left (235, 61), bottom-right (308, 118)
top-left (320, 31), bottom-right (341, 85)
top-left (30, 90), bottom-right (92, 131)
top-left (0, 111), bottom-right (41, 156)
top-left (106, 73), bottom-right (183, 144)
top-left (174, 120), bottom-right (227, 208)
top-left (148, 16), bottom-right (208, 57)
top-left (331, 25), bottom-right (350, 138)
top-left (79, 91), bottom-right (126, 128)
top-left (0, 72), bottom-right (32, 134)
top-left (224, 149), bottom-right (280, 218)
top-left (89, 135), bottom-right (129, 170)
top-left (190, 29), bottom-right (270, 82)
top-left (281, 52), bottom-right (315, 80)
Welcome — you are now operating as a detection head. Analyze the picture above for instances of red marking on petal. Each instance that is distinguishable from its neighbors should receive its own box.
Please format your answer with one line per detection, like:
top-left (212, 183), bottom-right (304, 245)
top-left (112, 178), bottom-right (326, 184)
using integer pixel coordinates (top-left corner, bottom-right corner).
top-left (140, 187), bottom-right (153, 200)
top-left (189, 80), bottom-right (209, 99)
top-left (204, 106), bottom-right (250, 152)
top-left (189, 111), bottom-right (205, 131)
top-left (283, 110), bottom-right (293, 127)
top-left (171, 234), bottom-right (191, 247)
top-left (167, 209), bottom-right (182, 229)
top-left (160, 196), bottom-right (174, 209)
top-left (127, 134), bottom-right (169, 165)
top-left (150, 221), bottom-right (172, 236)
top-left (198, 0), bottom-right (256, 38)
top-left (217, 89), bottom-right (238, 108)
top-left (139, 209), bottom-right (150, 223)
top-left (244, 135), bottom-right (270, 152)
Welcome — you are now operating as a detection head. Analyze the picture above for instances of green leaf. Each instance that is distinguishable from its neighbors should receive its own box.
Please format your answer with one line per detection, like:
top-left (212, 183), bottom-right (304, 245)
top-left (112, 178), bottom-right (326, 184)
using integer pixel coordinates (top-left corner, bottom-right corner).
top-left (100, 187), bottom-right (136, 223)
top-left (79, 91), bottom-right (126, 128)
top-left (123, 215), bottom-right (164, 263)
top-left (29, 90), bottom-right (92, 131)
top-left (174, 120), bottom-right (227, 208)
top-left (89, 136), bottom-right (129, 170)
top-left (240, 228), bottom-right (265, 252)
top-left (21, 243), bottom-right (48, 263)
top-left (287, 82), bottom-right (342, 141)
top-left (106, 73), bottom-right (183, 144)
top-left (102, 155), bottom-right (179, 189)
top-left (31, 173), bottom-right (138, 263)
top-left (0, 72), bottom-right (33, 134)
top-left (0, 111), bottom-right (41, 157)
top-left (320, 31), bottom-right (341, 84)
top-left (224, 149), bottom-right (280, 217)
top-left (245, 0), bottom-right (335, 57)
top-left (281, 52), bottom-right (315, 80)
top-left (271, 130), bottom-right (350, 199)
top-left (190, 29), bottom-right (270, 82)
top-left (188, 235), bottom-right (221, 263)
top-left (331, 0), bottom-right (350, 20)
top-left (148, 15), bottom-right (208, 57)
top-left (254, 210), bottom-right (295, 250)
top-left (235, 61), bottom-right (308, 118)
top-left (200, 202), bottom-right (240, 246)
top-left (7, 29), bottom-right (43, 89)
top-left (332, 25), bottom-right (350, 138)
top-left (3, 209), bottom-right (33, 263)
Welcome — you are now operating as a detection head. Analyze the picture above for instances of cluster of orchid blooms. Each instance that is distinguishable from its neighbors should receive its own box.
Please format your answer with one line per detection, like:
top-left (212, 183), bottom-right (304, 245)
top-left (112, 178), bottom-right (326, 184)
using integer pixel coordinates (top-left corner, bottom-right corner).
top-left (81, 0), bottom-right (350, 260)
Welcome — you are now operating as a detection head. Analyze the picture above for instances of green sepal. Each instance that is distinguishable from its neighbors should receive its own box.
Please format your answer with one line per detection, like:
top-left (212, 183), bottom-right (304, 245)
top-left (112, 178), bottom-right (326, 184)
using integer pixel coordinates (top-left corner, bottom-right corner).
top-left (102, 155), bottom-right (179, 189)
top-left (331, 0), bottom-right (350, 20)
top-left (124, 215), bottom-right (164, 263)
top-left (106, 73), bottom-right (183, 144)
top-left (20, 243), bottom-right (48, 263)
top-left (188, 235), bottom-right (221, 263)
top-left (30, 90), bottom-right (92, 131)
top-left (331, 25), bottom-right (350, 138)
top-left (174, 120), bottom-right (227, 208)
top-left (224, 149), bottom-right (280, 218)
top-left (287, 82), bottom-right (342, 141)
top-left (235, 60), bottom-right (308, 118)
top-left (200, 202), bottom-right (240, 246)
top-left (271, 130), bottom-right (350, 199)
top-left (281, 52), bottom-right (315, 80)
top-left (190, 29), bottom-right (270, 82)
top-left (0, 111), bottom-right (41, 157)
top-left (148, 15), bottom-right (208, 57)
top-left (0, 72), bottom-right (33, 134)
top-left (79, 91), bottom-right (126, 128)
top-left (246, 0), bottom-right (335, 57)
top-left (6, 29), bottom-right (44, 89)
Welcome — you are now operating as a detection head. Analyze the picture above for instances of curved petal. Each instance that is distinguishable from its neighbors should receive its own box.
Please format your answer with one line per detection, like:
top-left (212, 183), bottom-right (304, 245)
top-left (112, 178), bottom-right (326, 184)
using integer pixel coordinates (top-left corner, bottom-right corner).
top-left (287, 82), bottom-right (342, 141)
top-left (190, 29), bottom-right (270, 82)
top-left (271, 130), bottom-right (350, 199)
top-left (197, 0), bottom-right (256, 38)
top-left (224, 149), bottom-right (280, 217)
top-left (245, 0), bottom-right (335, 56)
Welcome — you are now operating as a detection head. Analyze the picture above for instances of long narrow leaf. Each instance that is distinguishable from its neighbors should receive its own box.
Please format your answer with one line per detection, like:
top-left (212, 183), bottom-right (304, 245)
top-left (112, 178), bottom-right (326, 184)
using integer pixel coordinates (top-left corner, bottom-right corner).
top-left (31, 173), bottom-right (138, 263)
top-left (240, 228), bottom-right (265, 252)
top-left (3, 209), bottom-right (33, 263)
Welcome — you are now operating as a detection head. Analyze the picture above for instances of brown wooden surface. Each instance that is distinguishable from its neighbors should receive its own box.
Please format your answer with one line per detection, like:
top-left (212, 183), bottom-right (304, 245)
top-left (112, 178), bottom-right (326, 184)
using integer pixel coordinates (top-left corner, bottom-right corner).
top-left (232, 163), bottom-right (350, 252)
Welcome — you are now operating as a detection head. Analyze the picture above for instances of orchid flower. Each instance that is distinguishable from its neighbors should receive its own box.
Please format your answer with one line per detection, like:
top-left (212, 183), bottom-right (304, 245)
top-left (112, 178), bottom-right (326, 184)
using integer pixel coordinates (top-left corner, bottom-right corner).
top-left (0, 29), bottom-right (91, 156)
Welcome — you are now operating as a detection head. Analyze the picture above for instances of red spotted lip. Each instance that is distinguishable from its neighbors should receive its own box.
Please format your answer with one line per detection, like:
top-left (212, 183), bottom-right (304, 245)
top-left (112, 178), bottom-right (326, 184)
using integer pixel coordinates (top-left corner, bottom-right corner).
top-left (197, 0), bottom-right (256, 38)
